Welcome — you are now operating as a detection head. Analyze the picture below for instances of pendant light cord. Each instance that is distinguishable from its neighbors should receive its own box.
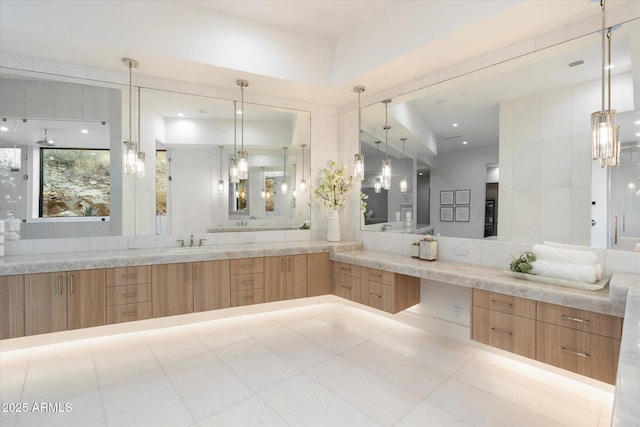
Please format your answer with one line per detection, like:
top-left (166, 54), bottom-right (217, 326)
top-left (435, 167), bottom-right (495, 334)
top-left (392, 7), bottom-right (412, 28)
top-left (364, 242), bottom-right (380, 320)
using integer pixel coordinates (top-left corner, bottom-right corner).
top-left (607, 28), bottom-right (612, 111)
top-left (128, 61), bottom-right (133, 143)
top-left (241, 85), bottom-right (244, 153)
top-left (233, 101), bottom-right (237, 158)
top-left (600, 0), bottom-right (606, 113)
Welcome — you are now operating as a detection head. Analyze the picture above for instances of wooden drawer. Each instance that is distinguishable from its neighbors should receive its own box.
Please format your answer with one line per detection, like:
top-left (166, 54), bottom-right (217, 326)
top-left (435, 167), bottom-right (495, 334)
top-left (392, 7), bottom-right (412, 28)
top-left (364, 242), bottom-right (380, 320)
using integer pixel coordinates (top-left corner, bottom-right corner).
top-left (536, 301), bottom-right (622, 339)
top-left (472, 306), bottom-right (536, 358)
top-left (361, 267), bottom-right (394, 285)
top-left (107, 302), bottom-right (152, 324)
top-left (333, 262), bottom-right (360, 277)
top-left (106, 266), bottom-right (152, 287)
top-left (230, 257), bottom-right (264, 275)
top-left (230, 273), bottom-right (264, 292)
top-left (472, 289), bottom-right (536, 319)
top-left (230, 289), bottom-right (265, 307)
top-left (106, 283), bottom-right (151, 306)
top-left (333, 272), bottom-right (360, 302)
top-left (536, 321), bottom-right (620, 384)
top-left (361, 281), bottom-right (393, 313)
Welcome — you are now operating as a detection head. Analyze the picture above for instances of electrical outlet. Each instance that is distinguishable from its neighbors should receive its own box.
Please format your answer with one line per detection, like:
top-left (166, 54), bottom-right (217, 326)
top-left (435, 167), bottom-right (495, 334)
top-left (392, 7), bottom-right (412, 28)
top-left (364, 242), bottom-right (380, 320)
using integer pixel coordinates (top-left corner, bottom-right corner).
top-left (454, 247), bottom-right (468, 256)
top-left (452, 305), bottom-right (462, 317)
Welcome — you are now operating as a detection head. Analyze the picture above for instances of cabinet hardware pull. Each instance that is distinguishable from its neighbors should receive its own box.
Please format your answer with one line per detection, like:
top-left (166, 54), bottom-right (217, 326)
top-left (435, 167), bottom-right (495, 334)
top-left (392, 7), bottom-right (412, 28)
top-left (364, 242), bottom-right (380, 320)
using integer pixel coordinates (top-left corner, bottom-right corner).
top-left (281, 258), bottom-right (285, 273)
top-left (241, 296), bottom-right (254, 301)
top-left (122, 311), bottom-right (138, 316)
top-left (195, 265), bottom-right (199, 282)
top-left (490, 299), bottom-right (513, 308)
top-left (242, 281), bottom-right (254, 285)
top-left (121, 274), bottom-right (138, 279)
top-left (242, 264), bottom-right (253, 268)
top-left (561, 347), bottom-right (590, 358)
top-left (122, 292), bottom-right (138, 297)
top-left (560, 315), bottom-right (590, 324)
top-left (490, 327), bottom-right (513, 336)
top-left (340, 285), bottom-right (352, 290)
top-left (369, 293), bottom-right (381, 298)
top-left (370, 272), bottom-right (382, 278)
top-left (340, 267), bottom-right (351, 272)
top-left (288, 257), bottom-right (291, 273)
top-left (70, 274), bottom-right (74, 294)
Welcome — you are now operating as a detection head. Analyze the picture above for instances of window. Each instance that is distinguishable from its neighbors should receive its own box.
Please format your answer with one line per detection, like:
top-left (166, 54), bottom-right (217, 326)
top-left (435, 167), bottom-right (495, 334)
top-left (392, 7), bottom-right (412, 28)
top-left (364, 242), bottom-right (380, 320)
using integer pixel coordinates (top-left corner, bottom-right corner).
top-left (156, 149), bottom-right (167, 216)
top-left (40, 148), bottom-right (110, 217)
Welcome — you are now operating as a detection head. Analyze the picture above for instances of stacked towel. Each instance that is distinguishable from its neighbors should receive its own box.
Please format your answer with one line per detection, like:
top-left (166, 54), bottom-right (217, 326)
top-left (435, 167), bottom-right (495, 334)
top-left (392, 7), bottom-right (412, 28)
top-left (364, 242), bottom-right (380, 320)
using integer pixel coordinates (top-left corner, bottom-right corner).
top-left (530, 243), bottom-right (603, 284)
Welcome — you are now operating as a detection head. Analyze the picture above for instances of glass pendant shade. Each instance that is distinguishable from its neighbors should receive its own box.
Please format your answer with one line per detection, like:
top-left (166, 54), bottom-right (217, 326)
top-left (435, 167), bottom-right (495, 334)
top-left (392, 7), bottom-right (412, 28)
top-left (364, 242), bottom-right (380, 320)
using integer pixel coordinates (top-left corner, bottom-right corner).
top-left (261, 189), bottom-right (265, 199)
top-left (218, 179), bottom-right (225, 195)
top-left (281, 181), bottom-right (288, 195)
top-left (124, 140), bottom-right (136, 175)
top-left (354, 153), bottom-right (364, 182)
top-left (374, 178), bottom-right (382, 193)
top-left (136, 151), bottom-right (145, 180)
top-left (230, 159), bottom-right (239, 184)
top-left (591, 110), bottom-right (620, 167)
top-left (382, 159), bottom-right (391, 190)
top-left (299, 178), bottom-right (307, 193)
top-left (237, 151), bottom-right (248, 180)
top-left (400, 177), bottom-right (408, 193)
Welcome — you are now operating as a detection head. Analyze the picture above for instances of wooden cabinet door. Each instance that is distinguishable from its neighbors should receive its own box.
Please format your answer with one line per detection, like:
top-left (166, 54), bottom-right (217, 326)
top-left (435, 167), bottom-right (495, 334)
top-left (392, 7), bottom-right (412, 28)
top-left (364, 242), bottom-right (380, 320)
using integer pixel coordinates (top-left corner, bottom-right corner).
top-left (472, 306), bottom-right (536, 358)
top-left (285, 254), bottom-right (308, 300)
top-left (264, 256), bottom-right (286, 302)
top-left (152, 263), bottom-right (193, 317)
top-left (333, 273), bottom-right (360, 302)
top-left (308, 253), bottom-right (331, 297)
top-left (194, 260), bottom-right (231, 312)
top-left (0, 275), bottom-right (25, 339)
top-left (67, 269), bottom-right (106, 330)
top-left (25, 272), bottom-right (67, 336)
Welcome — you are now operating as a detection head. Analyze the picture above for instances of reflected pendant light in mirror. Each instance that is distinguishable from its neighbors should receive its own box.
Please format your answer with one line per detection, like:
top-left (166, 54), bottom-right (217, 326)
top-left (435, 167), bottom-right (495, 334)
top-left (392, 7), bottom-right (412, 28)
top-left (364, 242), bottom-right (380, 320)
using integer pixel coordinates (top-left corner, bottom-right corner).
top-left (353, 85), bottom-right (365, 181)
top-left (400, 137), bottom-right (408, 193)
top-left (230, 101), bottom-right (239, 183)
top-left (122, 58), bottom-right (140, 176)
top-left (382, 99), bottom-right (392, 190)
top-left (218, 145), bottom-right (225, 194)
top-left (591, 0), bottom-right (620, 168)
top-left (237, 79), bottom-right (249, 180)
top-left (261, 167), bottom-right (266, 199)
top-left (281, 146), bottom-right (288, 195)
top-left (299, 143), bottom-right (307, 192)
top-left (374, 140), bottom-right (382, 193)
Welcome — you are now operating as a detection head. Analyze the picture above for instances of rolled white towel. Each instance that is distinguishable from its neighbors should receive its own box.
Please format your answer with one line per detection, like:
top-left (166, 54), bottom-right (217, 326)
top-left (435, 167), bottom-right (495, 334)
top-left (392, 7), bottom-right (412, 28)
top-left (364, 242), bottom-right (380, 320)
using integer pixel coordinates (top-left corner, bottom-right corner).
top-left (532, 244), bottom-right (597, 266)
top-left (530, 259), bottom-right (599, 284)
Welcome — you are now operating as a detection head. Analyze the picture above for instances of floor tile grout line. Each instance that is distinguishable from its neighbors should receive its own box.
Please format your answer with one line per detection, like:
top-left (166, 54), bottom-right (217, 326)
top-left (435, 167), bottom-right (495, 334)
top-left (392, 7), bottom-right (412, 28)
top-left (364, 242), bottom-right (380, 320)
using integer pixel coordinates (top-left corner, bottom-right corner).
top-left (89, 339), bottom-right (109, 427)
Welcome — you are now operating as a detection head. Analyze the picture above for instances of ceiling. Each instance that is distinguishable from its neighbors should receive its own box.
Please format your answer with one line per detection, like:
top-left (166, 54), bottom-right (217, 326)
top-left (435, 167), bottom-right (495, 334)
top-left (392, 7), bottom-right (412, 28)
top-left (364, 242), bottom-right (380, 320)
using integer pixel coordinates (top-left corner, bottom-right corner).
top-left (0, 0), bottom-right (632, 107)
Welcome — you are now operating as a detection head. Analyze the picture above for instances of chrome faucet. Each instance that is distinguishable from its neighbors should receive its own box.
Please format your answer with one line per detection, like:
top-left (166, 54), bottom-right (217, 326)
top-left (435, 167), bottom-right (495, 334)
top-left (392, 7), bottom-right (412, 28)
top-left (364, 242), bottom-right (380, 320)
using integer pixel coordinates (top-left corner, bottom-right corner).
top-left (190, 234), bottom-right (195, 247)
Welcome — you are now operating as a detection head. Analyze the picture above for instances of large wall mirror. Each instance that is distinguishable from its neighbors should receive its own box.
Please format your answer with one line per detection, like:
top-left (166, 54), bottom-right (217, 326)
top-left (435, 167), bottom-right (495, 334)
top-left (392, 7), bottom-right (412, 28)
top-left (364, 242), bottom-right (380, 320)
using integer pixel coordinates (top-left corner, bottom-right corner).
top-left (360, 17), bottom-right (640, 251)
top-left (0, 71), bottom-right (311, 239)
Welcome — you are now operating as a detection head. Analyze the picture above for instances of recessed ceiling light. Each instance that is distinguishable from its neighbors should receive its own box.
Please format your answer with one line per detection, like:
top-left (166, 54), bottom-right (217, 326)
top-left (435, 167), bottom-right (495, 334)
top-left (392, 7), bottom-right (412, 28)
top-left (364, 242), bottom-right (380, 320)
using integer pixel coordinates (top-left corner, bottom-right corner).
top-left (418, 172), bottom-right (423, 176)
top-left (0, 126), bottom-right (7, 131)
top-left (452, 123), bottom-right (458, 127)
top-left (178, 113), bottom-right (184, 117)
top-left (636, 132), bottom-right (640, 137)
top-left (635, 120), bottom-right (640, 125)
top-left (81, 129), bottom-right (89, 134)
top-left (463, 140), bottom-right (468, 145)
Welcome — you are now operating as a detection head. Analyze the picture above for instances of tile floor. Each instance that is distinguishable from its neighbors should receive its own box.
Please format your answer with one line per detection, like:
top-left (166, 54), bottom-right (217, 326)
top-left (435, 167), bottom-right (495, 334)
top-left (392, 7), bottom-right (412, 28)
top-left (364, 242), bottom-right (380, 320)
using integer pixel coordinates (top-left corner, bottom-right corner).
top-left (0, 302), bottom-right (614, 427)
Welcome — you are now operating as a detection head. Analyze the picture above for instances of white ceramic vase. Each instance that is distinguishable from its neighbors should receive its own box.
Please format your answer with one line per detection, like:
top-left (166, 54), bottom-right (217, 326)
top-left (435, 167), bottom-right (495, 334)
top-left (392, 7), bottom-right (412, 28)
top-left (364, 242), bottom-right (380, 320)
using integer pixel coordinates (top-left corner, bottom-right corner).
top-left (327, 209), bottom-right (341, 242)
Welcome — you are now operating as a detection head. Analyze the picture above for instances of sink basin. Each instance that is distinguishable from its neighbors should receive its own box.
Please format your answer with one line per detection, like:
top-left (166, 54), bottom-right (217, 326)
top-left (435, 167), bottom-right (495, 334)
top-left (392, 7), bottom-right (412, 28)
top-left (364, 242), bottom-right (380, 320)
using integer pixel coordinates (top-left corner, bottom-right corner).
top-left (170, 246), bottom-right (213, 254)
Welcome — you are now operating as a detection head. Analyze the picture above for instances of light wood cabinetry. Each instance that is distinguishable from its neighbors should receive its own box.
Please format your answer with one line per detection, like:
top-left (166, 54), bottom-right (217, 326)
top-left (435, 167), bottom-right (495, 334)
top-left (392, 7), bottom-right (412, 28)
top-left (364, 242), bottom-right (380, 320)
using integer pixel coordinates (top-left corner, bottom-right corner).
top-left (106, 266), bottom-right (152, 324)
top-left (307, 253), bottom-right (331, 297)
top-left (333, 262), bottom-right (361, 303)
top-left (194, 260), bottom-right (231, 312)
top-left (0, 275), bottom-right (25, 339)
top-left (360, 267), bottom-right (420, 314)
top-left (230, 257), bottom-right (264, 307)
top-left (471, 288), bottom-right (622, 384)
top-left (152, 263), bottom-right (194, 317)
top-left (265, 255), bottom-right (308, 302)
top-left (24, 269), bottom-right (105, 336)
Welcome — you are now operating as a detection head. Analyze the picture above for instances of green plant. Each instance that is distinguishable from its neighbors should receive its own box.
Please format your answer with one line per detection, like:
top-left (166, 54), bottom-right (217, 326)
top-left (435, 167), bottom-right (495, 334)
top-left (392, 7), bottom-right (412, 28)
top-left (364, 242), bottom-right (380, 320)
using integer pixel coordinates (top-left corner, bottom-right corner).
top-left (82, 205), bottom-right (99, 217)
top-left (360, 191), bottom-right (368, 212)
top-left (313, 160), bottom-right (353, 210)
top-left (509, 251), bottom-right (536, 273)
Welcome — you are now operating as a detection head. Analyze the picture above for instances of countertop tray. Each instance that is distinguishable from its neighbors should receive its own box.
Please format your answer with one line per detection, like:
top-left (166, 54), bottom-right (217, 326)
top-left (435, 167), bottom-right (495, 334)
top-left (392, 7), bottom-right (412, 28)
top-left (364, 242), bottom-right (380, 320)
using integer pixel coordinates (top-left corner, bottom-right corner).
top-left (503, 270), bottom-right (610, 291)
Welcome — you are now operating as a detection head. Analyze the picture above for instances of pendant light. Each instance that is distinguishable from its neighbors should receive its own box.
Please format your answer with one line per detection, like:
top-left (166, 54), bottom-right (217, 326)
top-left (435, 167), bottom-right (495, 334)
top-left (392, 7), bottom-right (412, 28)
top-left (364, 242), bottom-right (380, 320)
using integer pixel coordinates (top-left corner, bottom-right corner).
top-left (353, 85), bottom-right (365, 181)
top-left (381, 99), bottom-right (392, 190)
top-left (236, 79), bottom-right (249, 180)
top-left (374, 140), bottom-right (382, 193)
top-left (281, 146), bottom-right (288, 195)
top-left (230, 101), bottom-right (239, 183)
top-left (400, 137), bottom-right (408, 193)
top-left (299, 143), bottom-right (307, 192)
top-left (261, 167), bottom-right (266, 199)
top-left (122, 58), bottom-right (142, 177)
top-left (218, 145), bottom-right (225, 194)
top-left (591, 0), bottom-right (620, 168)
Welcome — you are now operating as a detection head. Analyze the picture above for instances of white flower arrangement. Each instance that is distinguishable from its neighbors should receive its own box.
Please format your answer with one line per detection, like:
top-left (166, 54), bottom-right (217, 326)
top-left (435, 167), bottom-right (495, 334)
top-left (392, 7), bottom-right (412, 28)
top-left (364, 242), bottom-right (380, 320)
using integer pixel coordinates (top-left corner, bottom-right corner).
top-left (314, 160), bottom-right (354, 210)
top-left (360, 191), bottom-right (368, 212)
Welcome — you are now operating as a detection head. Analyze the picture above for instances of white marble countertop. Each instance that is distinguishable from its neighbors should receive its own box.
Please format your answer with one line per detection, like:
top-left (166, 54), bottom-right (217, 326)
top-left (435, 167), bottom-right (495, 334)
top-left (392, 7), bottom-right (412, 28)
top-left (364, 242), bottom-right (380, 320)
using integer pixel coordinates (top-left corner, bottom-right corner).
top-left (332, 249), bottom-right (639, 427)
top-left (0, 241), bottom-right (363, 276)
